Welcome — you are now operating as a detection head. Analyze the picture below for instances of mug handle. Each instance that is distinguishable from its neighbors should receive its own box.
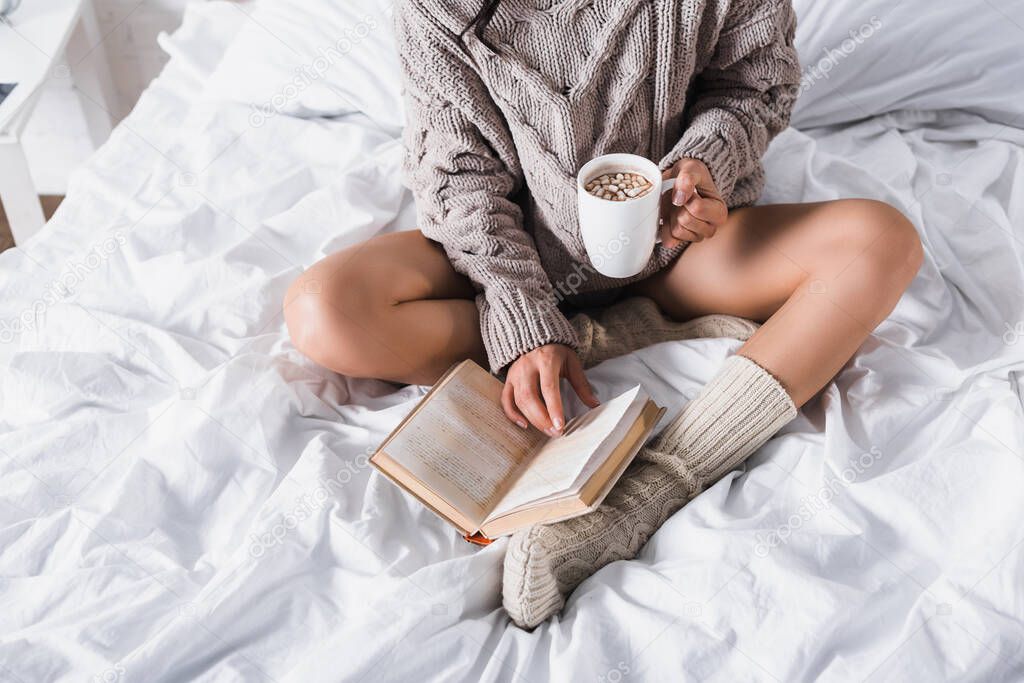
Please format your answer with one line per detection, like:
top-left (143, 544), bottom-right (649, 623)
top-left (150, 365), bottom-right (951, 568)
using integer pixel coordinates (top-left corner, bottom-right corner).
top-left (654, 178), bottom-right (677, 245)
top-left (656, 178), bottom-right (703, 245)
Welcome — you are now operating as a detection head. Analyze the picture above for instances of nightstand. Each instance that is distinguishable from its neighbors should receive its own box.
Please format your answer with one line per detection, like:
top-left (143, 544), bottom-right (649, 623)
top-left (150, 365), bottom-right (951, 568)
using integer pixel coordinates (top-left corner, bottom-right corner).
top-left (0, 0), bottom-right (116, 245)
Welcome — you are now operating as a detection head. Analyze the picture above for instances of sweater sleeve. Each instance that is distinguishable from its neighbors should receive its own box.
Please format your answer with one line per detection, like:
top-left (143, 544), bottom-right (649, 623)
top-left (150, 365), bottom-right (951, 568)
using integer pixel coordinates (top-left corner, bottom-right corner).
top-left (662, 0), bottom-right (801, 207)
top-left (396, 5), bottom-right (578, 372)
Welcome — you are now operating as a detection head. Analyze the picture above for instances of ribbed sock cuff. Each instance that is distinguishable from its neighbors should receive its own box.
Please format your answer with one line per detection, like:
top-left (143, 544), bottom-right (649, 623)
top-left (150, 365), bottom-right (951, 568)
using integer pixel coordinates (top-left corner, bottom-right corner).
top-left (649, 354), bottom-right (797, 485)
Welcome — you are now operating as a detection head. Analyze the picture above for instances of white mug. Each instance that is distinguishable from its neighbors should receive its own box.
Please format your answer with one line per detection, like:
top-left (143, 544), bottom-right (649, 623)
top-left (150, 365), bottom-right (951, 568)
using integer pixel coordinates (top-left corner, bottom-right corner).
top-left (576, 153), bottom-right (676, 279)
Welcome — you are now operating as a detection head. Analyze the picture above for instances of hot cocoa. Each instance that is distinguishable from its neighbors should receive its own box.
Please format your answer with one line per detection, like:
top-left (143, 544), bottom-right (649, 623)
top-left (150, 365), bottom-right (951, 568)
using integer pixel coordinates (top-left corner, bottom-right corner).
top-left (584, 171), bottom-right (654, 202)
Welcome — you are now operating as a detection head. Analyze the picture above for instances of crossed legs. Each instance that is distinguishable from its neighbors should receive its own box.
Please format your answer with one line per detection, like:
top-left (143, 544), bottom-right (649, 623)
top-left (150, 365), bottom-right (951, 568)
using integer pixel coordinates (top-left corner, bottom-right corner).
top-left (286, 199), bottom-right (923, 627)
top-left (286, 199), bottom-right (922, 408)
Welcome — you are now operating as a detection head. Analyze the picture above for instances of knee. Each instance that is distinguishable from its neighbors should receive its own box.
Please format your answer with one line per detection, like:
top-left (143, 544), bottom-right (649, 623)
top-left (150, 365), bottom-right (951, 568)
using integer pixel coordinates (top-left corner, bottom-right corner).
top-left (283, 260), bottom-right (386, 377)
top-left (827, 199), bottom-right (924, 289)
top-left (856, 200), bottom-right (923, 287)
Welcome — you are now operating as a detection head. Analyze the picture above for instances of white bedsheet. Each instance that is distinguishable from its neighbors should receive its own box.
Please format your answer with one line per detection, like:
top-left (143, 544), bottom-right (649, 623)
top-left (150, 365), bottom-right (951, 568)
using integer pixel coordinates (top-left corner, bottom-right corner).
top-left (2, 3), bottom-right (1024, 682)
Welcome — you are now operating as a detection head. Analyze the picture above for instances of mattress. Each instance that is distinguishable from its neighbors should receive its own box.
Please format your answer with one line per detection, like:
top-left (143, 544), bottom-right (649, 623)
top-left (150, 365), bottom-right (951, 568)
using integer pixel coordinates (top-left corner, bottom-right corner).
top-left (2, 2), bottom-right (1024, 681)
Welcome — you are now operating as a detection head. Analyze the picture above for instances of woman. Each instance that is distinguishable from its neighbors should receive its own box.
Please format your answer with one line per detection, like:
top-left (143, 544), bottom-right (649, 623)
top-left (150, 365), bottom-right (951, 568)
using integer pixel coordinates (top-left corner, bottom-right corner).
top-left (284, 0), bottom-right (923, 628)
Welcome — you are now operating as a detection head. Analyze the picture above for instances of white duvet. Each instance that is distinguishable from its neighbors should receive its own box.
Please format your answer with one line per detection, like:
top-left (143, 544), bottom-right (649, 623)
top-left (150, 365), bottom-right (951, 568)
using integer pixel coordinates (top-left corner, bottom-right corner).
top-left (2, 2), bottom-right (1024, 681)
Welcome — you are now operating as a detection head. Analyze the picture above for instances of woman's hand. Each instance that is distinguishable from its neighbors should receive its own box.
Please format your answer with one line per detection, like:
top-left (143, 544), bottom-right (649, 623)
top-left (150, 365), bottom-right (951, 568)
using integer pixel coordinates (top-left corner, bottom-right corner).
top-left (659, 158), bottom-right (729, 248)
top-left (502, 343), bottom-right (600, 436)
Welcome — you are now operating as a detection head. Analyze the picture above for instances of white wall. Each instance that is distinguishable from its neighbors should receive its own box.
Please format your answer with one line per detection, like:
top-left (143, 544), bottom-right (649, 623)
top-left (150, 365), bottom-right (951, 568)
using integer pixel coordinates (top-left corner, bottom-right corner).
top-left (23, 0), bottom-right (190, 194)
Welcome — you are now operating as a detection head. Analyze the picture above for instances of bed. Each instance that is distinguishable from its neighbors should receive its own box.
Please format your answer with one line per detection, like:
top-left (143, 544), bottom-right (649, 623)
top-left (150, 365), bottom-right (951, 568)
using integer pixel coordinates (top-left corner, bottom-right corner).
top-left (2, 1), bottom-right (1023, 680)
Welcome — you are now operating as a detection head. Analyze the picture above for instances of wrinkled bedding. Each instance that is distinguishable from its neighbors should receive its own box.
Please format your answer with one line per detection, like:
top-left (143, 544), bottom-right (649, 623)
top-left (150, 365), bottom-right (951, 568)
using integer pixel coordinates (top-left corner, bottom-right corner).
top-left (2, 2), bottom-right (1024, 681)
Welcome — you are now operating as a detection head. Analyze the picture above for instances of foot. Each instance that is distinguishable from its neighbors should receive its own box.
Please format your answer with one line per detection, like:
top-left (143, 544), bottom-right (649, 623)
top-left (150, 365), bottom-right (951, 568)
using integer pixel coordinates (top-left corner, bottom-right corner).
top-left (572, 297), bottom-right (759, 368)
top-left (502, 457), bottom-right (698, 629)
top-left (501, 356), bottom-right (794, 628)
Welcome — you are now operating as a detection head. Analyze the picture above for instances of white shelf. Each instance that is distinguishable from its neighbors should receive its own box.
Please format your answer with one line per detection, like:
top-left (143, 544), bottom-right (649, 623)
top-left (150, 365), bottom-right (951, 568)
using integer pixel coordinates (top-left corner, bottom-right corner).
top-left (0, 0), bottom-right (83, 134)
top-left (0, 0), bottom-right (114, 245)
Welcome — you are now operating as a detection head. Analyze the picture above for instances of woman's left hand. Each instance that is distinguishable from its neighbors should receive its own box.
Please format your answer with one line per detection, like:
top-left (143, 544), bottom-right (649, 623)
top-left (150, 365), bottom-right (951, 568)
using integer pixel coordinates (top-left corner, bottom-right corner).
top-left (659, 158), bottom-right (729, 248)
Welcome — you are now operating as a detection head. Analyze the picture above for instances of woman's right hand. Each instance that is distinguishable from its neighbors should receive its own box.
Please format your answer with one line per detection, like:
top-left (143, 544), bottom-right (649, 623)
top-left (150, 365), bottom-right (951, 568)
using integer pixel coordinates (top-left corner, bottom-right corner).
top-left (501, 343), bottom-right (600, 436)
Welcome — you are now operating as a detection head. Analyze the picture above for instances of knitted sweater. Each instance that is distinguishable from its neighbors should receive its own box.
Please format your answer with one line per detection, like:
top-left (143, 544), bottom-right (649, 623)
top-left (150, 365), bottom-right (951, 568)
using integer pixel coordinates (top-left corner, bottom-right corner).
top-left (396, 0), bottom-right (800, 371)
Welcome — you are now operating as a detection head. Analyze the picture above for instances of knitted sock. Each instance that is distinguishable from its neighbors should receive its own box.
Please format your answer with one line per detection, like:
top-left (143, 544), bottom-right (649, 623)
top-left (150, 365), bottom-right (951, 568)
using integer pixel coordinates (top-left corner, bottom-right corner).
top-left (571, 297), bottom-right (759, 369)
top-left (502, 355), bottom-right (797, 629)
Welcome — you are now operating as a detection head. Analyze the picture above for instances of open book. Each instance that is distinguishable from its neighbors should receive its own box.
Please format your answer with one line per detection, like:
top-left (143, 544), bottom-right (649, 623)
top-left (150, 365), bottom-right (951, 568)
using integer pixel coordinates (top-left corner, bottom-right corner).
top-left (371, 360), bottom-right (665, 543)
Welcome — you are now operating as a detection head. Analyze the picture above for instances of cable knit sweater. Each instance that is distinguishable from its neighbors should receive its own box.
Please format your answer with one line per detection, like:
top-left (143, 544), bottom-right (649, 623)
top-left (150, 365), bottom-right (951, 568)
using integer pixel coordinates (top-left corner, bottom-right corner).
top-left (397, 0), bottom-right (800, 371)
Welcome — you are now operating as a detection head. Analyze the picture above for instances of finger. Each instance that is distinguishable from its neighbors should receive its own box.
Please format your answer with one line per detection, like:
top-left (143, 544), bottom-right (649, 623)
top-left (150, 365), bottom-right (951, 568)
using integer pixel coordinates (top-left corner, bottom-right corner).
top-left (675, 210), bottom-right (716, 240)
top-left (670, 222), bottom-right (703, 243)
top-left (659, 219), bottom-right (683, 249)
top-left (501, 381), bottom-right (529, 429)
top-left (539, 366), bottom-right (565, 434)
top-left (565, 356), bottom-right (599, 408)
top-left (515, 376), bottom-right (553, 434)
top-left (694, 183), bottom-right (724, 202)
top-left (673, 172), bottom-right (698, 207)
top-left (685, 196), bottom-right (728, 225)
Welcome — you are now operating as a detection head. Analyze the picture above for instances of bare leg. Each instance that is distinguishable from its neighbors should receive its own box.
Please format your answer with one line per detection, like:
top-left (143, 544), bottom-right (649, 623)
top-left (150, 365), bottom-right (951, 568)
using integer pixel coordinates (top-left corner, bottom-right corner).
top-left (632, 199), bottom-right (924, 406)
top-left (284, 231), bottom-right (486, 385)
top-left (285, 201), bottom-right (923, 401)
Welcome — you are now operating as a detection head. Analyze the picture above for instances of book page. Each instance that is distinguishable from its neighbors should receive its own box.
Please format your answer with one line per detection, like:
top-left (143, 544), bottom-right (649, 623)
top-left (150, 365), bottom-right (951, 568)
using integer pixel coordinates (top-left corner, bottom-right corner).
top-left (566, 389), bottom-right (648, 491)
top-left (486, 386), bottom-right (643, 520)
top-left (382, 364), bottom-right (545, 524)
